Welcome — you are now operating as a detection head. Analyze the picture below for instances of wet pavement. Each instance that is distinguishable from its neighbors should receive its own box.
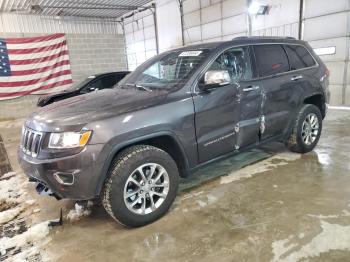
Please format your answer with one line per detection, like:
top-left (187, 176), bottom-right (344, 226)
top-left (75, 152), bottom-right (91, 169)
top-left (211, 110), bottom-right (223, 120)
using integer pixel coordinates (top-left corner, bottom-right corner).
top-left (0, 108), bottom-right (350, 261)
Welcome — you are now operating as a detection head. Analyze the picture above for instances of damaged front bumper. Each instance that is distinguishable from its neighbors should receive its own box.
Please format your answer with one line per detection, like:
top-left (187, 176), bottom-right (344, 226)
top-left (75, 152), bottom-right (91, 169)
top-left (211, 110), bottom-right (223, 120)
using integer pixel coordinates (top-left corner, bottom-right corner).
top-left (17, 144), bottom-right (105, 200)
top-left (28, 176), bottom-right (59, 199)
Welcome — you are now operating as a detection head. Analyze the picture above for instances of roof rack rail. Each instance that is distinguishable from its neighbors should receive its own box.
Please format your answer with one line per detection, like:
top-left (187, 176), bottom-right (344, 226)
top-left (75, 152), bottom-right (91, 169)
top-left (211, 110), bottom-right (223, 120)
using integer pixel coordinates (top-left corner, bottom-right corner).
top-left (232, 36), bottom-right (296, 40)
top-left (233, 36), bottom-right (248, 40)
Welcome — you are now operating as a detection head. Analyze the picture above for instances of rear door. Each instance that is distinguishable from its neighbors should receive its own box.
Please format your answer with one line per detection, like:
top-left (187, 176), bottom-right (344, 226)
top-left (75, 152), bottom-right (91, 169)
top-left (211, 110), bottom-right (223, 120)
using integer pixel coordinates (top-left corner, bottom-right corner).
top-left (252, 44), bottom-right (297, 140)
top-left (283, 44), bottom-right (319, 100)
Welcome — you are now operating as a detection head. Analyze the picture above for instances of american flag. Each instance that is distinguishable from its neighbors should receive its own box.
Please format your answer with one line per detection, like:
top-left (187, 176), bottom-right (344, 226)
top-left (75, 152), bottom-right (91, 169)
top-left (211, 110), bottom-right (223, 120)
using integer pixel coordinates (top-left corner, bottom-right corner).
top-left (0, 33), bottom-right (73, 100)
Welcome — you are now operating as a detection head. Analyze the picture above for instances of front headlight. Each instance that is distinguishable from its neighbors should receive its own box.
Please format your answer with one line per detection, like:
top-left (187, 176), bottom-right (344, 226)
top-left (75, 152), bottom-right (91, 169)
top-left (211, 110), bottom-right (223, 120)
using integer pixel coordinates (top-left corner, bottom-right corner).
top-left (48, 130), bottom-right (92, 149)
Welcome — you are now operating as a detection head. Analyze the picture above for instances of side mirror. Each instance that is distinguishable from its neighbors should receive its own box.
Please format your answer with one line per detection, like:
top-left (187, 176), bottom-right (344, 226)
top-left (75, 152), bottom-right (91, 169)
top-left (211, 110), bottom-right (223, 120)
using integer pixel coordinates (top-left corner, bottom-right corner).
top-left (88, 87), bottom-right (98, 92)
top-left (199, 70), bottom-right (231, 91)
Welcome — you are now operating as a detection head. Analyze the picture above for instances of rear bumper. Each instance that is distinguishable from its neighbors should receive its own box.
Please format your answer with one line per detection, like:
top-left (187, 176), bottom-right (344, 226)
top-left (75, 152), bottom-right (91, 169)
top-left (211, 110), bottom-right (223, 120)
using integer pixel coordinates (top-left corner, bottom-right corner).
top-left (18, 144), bottom-right (104, 200)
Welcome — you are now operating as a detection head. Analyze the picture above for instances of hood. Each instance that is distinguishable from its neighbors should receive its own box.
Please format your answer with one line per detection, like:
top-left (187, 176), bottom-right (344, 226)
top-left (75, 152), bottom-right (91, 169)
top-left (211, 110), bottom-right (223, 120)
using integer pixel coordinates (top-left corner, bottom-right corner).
top-left (27, 88), bottom-right (168, 132)
top-left (37, 90), bottom-right (76, 106)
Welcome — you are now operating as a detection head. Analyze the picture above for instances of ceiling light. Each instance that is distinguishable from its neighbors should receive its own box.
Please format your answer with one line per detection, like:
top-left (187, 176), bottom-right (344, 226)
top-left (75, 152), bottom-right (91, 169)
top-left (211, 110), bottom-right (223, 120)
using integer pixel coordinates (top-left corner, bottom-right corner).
top-left (248, 2), bottom-right (268, 15)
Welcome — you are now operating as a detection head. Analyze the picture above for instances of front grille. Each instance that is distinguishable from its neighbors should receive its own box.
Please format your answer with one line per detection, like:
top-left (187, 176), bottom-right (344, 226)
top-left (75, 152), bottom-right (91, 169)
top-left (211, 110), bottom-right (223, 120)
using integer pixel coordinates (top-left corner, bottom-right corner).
top-left (21, 128), bottom-right (43, 157)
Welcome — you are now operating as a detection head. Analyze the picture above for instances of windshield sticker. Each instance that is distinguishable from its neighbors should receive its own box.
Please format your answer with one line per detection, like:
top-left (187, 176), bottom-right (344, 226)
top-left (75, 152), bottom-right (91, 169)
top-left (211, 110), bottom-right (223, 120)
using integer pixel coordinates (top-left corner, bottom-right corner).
top-left (179, 51), bottom-right (202, 57)
top-left (88, 75), bottom-right (96, 79)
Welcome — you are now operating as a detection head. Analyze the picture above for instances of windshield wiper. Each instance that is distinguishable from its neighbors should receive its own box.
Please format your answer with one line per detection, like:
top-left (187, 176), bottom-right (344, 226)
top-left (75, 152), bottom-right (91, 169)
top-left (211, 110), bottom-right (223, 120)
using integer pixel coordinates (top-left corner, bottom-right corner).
top-left (125, 83), bottom-right (152, 92)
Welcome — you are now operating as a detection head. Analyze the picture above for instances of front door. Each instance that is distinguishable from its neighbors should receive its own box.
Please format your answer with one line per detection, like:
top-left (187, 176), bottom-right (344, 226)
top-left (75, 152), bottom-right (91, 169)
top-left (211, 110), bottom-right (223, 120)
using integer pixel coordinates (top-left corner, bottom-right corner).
top-left (193, 45), bottom-right (261, 163)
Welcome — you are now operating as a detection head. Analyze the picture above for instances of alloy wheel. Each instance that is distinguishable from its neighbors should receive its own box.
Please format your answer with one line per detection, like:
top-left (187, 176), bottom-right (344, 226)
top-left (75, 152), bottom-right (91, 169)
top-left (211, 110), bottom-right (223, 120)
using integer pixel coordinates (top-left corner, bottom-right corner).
top-left (124, 163), bottom-right (170, 215)
top-left (301, 113), bottom-right (319, 145)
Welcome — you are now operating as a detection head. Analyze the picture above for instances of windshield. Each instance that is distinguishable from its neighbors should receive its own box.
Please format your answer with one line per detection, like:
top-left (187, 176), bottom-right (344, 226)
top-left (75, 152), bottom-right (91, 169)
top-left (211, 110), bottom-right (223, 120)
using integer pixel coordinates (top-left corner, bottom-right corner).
top-left (65, 77), bottom-right (94, 92)
top-left (118, 49), bottom-right (210, 90)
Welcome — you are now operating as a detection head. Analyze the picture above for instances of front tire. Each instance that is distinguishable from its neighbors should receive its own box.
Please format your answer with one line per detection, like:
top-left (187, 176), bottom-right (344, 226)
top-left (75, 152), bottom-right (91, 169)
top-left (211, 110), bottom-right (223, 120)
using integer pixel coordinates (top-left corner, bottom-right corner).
top-left (102, 145), bottom-right (179, 227)
top-left (286, 104), bottom-right (322, 153)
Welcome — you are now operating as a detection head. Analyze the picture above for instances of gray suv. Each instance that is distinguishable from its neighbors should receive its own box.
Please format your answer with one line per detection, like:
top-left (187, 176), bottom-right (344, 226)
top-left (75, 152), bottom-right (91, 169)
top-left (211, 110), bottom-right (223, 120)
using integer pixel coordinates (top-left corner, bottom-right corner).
top-left (18, 37), bottom-right (330, 227)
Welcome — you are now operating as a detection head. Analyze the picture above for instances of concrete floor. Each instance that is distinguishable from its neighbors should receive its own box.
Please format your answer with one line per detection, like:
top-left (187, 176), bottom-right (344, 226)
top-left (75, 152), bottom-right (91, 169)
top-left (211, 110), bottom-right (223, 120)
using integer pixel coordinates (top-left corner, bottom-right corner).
top-left (0, 108), bottom-right (350, 261)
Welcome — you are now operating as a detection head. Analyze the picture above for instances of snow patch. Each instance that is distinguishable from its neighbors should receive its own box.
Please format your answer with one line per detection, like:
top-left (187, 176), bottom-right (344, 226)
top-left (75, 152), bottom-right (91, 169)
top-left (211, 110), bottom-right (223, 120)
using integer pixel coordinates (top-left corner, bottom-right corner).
top-left (0, 173), bottom-right (30, 224)
top-left (25, 199), bottom-right (36, 206)
top-left (0, 173), bottom-right (27, 202)
top-left (207, 194), bottom-right (218, 205)
top-left (182, 191), bottom-right (204, 200)
top-left (1, 171), bottom-right (16, 179)
top-left (196, 194), bottom-right (218, 209)
top-left (66, 201), bottom-right (93, 222)
top-left (0, 221), bottom-right (50, 257)
top-left (196, 200), bottom-right (207, 208)
top-left (33, 208), bottom-right (41, 214)
top-left (0, 172), bottom-right (52, 260)
top-left (0, 206), bottom-right (23, 224)
top-left (221, 152), bottom-right (300, 184)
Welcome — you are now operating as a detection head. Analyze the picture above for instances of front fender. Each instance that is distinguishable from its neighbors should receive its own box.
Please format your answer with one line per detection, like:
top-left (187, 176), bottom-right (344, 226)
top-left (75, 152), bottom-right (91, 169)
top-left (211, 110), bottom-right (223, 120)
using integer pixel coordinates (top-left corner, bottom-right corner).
top-left (93, 130), bottom-right (190, 197)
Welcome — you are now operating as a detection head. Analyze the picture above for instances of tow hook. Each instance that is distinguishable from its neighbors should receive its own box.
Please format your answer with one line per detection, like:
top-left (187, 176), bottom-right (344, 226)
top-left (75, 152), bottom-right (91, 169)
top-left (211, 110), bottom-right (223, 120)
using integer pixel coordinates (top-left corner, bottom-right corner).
top-left (35, 182), bottom-right (52, 196)
top-left (35, 182), bottom-right (61, 200)
top-left (34, 182), bottom-right (63, 227)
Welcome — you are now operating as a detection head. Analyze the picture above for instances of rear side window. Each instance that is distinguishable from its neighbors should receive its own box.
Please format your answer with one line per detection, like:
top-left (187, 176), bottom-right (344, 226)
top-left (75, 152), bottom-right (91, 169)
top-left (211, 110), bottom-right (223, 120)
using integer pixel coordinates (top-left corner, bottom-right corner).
top-left (284, 45), bottom-right (316, 70)
top-left (253, 45), bottom-right (289, 77)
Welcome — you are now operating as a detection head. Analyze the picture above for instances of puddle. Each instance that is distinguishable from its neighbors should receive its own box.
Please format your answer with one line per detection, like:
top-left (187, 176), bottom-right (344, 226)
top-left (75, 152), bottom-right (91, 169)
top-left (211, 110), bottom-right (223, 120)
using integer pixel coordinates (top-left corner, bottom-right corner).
top-left (272, 207), bottom-right (350, 262)
top-left (271, 220), bottom-right (350, 262)
top-left (221, 151), bottom-right (300, 184)
top-left (179, 149), bottom-right (272, 191)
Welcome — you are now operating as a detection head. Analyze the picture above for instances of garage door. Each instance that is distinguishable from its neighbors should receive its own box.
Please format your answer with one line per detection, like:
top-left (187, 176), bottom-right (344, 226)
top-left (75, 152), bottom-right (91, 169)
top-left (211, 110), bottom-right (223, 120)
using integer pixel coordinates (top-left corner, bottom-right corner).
top-left (123, 9), bottom-right (158, 70)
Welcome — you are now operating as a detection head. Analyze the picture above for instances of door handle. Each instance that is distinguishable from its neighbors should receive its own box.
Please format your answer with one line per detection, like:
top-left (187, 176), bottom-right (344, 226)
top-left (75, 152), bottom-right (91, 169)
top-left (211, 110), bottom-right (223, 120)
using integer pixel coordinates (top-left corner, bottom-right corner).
top-left (291, 75), bottom-right (303, 81)
top-left (242, 85), bottom-right (260, 92)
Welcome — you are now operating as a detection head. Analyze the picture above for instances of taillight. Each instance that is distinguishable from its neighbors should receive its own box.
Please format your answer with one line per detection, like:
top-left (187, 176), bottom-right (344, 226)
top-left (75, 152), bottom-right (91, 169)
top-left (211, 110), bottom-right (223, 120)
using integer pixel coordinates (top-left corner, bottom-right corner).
top-left (325, 68), bottom-right (330, 77)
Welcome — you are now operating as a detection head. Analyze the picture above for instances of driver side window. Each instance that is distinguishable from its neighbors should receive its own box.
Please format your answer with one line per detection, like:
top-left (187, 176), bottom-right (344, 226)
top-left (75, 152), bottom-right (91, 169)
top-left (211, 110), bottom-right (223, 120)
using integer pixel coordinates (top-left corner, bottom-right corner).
top-left (209, 46), bottom-right (252, 82)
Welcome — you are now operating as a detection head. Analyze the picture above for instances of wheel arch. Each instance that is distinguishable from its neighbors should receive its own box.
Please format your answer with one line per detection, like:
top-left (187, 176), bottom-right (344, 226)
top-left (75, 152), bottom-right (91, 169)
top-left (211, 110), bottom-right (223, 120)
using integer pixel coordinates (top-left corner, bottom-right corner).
top-left (283, 92), bottom-right (325, 142)
top-left (95, 131), bottom-right (190, 197)
top-left (303, 93), bottom-right (326, 118)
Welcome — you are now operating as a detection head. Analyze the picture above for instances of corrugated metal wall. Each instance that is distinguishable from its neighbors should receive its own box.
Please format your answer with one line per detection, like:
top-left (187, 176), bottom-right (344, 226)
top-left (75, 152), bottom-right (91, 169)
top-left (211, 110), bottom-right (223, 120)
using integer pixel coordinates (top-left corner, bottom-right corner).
top-left (181, 0), bottom-right (350, 105)
top-left (303, 0), bottom-right (350, 106)
top-left (123, 8), bottom-right (158, 70)
top-left (18, 0), bottom-right (339, 106)
top-left (2, 1), bottom-right (350, 105)
top-left (183, 0), bottom-right (248, 44)
top-left (0, 13), bottom-right (120, 34)
top-left (182, 0), bottom-right (300, 43)
top-left (251, 0), bottom-right (299, 37)
top-left (156, 0), bottom-right (183, 52)
top-left (181, 0), bottom-right (300, 43)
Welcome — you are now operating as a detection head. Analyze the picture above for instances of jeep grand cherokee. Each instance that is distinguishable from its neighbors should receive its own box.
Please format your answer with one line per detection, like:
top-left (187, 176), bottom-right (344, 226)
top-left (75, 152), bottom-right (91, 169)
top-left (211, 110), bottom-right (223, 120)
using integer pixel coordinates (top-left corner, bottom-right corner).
top-left (18, 37), bottom-right (330, 227)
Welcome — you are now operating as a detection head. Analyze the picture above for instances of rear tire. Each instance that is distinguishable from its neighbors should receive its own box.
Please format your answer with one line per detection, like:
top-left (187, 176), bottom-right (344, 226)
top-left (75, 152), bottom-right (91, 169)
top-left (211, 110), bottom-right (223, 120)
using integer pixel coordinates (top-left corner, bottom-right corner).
top-left (102, 145), bottom-right (179, 227)
top-left (286, 104), bottom-right (322, 153)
